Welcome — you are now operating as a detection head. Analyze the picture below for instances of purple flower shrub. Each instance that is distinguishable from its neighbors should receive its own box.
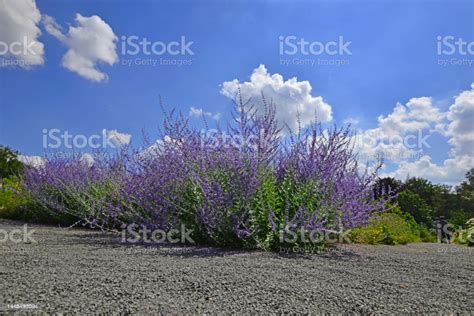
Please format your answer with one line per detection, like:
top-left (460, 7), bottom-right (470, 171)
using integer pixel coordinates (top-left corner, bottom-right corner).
top-left (21, 93), bottom-right (390, 249)
top-left (21, 151), bottom-right (129, 228)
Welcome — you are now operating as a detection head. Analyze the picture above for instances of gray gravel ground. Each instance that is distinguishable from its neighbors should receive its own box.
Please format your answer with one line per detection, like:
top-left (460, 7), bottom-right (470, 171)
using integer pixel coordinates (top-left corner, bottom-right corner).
top-left (0, 219), bottom-right (473, 314)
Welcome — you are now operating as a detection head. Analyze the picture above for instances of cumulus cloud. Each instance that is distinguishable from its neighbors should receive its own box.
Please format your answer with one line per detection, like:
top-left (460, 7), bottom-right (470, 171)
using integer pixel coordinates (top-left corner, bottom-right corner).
top-left (446, 83), bottom-right (474, 158)
top-left (79, 153), bottom-right (95, 167)
top-left (378, 83), bottom-right (474, 185)
top-left (43, 13), bottom-right (118, 82)
top-left (137, 135), bottom-right (183, 160)
top-left (382, 155), bottom-right (472, 186)
top-left (189, 107), bottom-right (221, 121)
top-left (353, 96), bottom-right (444, 163)
top-left (0, 0), bottom-right (44, 68)
top-left (220, 64), bottom-right (332, 132)
top-left (18, 155), bottom-right (45, 168)
top-left (377, 97), bottom-right (445, 137)
top-left (103, 129), bottom-right (131, 148)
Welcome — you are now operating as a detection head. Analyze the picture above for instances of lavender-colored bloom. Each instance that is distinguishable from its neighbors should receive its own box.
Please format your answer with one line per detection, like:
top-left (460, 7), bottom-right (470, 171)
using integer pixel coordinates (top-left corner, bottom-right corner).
top-left (21, 92), bottom-right (391, 248)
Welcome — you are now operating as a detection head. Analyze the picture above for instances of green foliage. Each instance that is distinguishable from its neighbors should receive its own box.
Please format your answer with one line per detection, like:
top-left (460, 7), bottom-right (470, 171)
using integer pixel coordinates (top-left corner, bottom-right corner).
top-left (456, 168), bottom-right (474, 198)
top-left (0, 177), bottom-right (27, 217)
top-left (455, 169), bottom-right (474, 221)
top-left (397, 190), bottom-right (433, 227)
top-left (250, 172), bottom-right (280, 247)
top-left (392, 172), bottom-right (473, 231)
top-left (0, 176), bottom-right (76, 224)
top-left (468, 219), bottom-right (474, 247)
top-left (449, 210), bottom-right (471, 228)
top-left (250, 171), bottom-right (325, 250)
top-left (453, 218), bottom-right (474, 246)
top-left (347, 209), bottom-right (436, 245)
top-left (402, 178), bottom-right (449, 213)
top-left (418, 223), bottom-right (437, 242)
top-left (0, 146), bottom-right (24, 179)
top-left (373, 177), bottom-right (402, 199)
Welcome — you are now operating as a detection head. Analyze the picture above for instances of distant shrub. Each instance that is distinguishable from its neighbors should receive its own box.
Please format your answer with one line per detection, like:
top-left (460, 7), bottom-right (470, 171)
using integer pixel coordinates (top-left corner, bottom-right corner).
top-left (347, 208), bottom-right (435, 245)
top-left (0, 176), bottom-right (77, 224)
top-left (397, 190), bottom-right (433, 227)
top-left (454, 218), bottom-right (474, 246)
top-left (0, 177), bottom-right (27, 218)
top-left (449, 210), bottom-right (471, 228)
top-left (0, 146), bottom-right (24, 179)
top-left (468, 219), bottom-right (474, 246)
top-left (418, 223), bottom-right (437, 243)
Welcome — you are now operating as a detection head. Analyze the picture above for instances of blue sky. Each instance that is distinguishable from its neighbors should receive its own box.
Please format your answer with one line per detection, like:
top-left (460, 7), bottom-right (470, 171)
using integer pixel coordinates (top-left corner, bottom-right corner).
top-left (0, 0), bottom-right (473, 185)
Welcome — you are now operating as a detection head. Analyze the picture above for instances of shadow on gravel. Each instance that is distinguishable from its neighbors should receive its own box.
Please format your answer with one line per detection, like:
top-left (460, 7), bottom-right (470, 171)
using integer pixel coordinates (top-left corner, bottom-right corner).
top-left (0, 219), bottom-right (361, 261)
top-left (65, 232), bottom-right (362, 261)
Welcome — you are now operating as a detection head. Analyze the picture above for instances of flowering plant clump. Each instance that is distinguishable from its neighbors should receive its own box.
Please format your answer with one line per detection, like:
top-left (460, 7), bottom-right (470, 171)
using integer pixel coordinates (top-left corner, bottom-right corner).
top-left (21, 93), bottom-right (390, 249)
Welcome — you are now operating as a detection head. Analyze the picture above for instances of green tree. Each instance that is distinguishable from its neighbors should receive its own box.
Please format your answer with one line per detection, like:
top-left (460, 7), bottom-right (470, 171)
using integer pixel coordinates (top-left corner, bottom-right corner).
top-left (454, 168), bottom-right (474, 220)
top-left (373, 177), bottom-right (402, 199)
top-left (402, 177), bottom-right (449, 217)
top-left (397, 190), bottom-right (433, 227)
top-left (0, 146), bottom-right (24, 179)
top-left (456, 168), bottom-right (474, 201)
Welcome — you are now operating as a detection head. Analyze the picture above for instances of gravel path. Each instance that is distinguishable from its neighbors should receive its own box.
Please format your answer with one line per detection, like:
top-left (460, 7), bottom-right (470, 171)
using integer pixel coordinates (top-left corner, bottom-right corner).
top-left (0, 219), bottom-right (473, 314)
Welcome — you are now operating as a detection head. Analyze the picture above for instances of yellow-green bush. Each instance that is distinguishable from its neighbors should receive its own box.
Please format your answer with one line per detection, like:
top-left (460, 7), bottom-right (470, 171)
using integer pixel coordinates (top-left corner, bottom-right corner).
top-left (0, 177), bottom-right (28, 218)
top-left (468, 219), bottom-right (474, 246)
top-left (453, 218), bottom-right (474, 246)
top-left (347, 210), bottom-right (434, 245)
top-left (0, 177), bottom-right (69, 223)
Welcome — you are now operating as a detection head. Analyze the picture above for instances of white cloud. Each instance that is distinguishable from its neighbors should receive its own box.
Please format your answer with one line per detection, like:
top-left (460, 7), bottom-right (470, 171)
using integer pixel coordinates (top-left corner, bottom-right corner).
top-left (0, 0), bottom-right (44, 68)
top-left (79, 153), bottom-right (94, 167)
top-left (139, 139), bottom-right (164, 159)
top-left (138, 136), bottom-right (182, 160)
top-left (380, 83), bottom-right (474, 185)
top-left (43, 13), bottom-right (117, 82)
top-left (353, 96), bottom-right (443, 163)
top-left (103, 129), bottom-right (131, 148)
top-left (353, 129), bottom-right (419, 163)
top-left (377, 97), bottom-right (445, 137)
top-left (446, 83), bottom-right (474, 158)
top-left (343, 117), bottom-right (359, 126)
top-left (189, 107), bottom-right (221, 121)
top-left (18, 155), bottom-right (45, 168)
top-left (382, 155), bottom-right (472, 186)
top-left (220, 64), bottom-right (332, 132)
